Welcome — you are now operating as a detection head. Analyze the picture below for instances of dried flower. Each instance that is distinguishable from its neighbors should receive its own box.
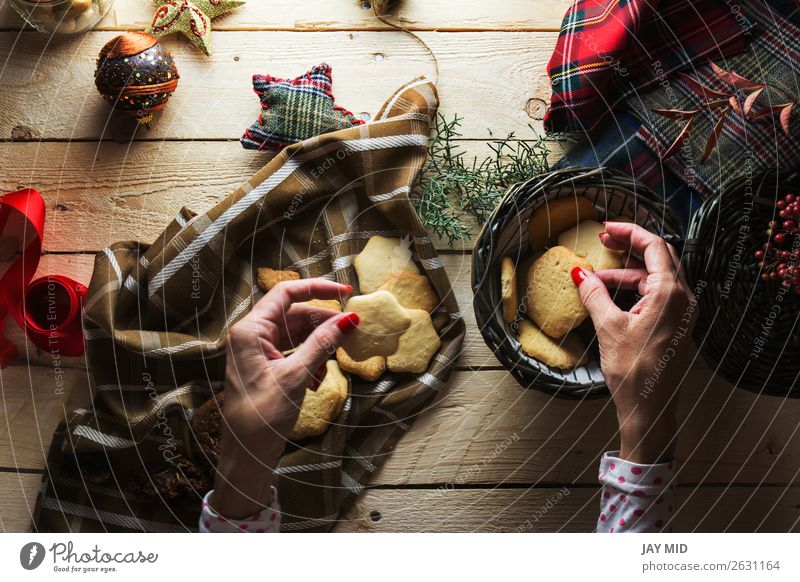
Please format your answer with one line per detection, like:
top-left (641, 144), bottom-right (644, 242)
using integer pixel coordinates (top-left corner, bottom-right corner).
top-left (654, 61), bottom-right (796, 162)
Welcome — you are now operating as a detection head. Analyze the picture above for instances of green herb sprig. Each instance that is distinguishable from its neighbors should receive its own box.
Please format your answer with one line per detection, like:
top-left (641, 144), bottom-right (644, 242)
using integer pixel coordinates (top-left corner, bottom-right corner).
top-left (413, 114), bottom-right (553, 245)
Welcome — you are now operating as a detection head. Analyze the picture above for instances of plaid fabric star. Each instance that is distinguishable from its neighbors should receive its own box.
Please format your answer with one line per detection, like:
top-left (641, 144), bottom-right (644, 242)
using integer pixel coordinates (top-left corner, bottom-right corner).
top-left (241, 63), bottom-right (364, 152)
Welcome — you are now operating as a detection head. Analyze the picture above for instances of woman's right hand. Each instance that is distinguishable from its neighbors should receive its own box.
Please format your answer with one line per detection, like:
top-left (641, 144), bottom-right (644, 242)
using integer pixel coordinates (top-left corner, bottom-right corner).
top-left (571, 222), bottom-right (697, 464)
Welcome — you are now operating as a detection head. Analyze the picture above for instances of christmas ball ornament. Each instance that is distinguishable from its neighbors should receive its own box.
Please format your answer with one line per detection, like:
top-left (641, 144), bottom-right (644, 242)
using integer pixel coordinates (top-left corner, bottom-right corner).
top-left (94, 32), bottom-right (179, 125)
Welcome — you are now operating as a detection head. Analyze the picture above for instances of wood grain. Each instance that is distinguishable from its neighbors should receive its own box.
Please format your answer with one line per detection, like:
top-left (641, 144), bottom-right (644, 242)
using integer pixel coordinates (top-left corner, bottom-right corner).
top-left (2, 253), bottom-right (520, 369)
top-left (4, 364), bottom-right (799, 489)
top-left (336, 486), bottom-right (800, 532)
top-left (377, 367), bottom-right (800, 487)
top-left (1, 473), bottom-right (796, 533)
top-left (0, 140), bottom-right (568, 253)
top-left (0, 472), bottom-right (40, 532)
top-left (0, 31), bottom-right (556, 140)
top-left (0, 0), bottom-right (569, 32)
top-left (0, 363), bottom-right (93, 471)
top-left (2, 0), bottom-right (796, 537)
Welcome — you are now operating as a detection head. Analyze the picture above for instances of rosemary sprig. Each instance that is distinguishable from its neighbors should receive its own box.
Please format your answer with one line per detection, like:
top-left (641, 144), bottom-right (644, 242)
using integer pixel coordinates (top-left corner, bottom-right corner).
top-left (412, 114), bottom-right (552, 245)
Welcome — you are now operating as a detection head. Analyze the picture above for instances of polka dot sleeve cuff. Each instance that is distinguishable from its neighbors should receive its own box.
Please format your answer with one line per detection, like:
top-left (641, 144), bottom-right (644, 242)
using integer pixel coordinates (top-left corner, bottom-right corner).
top-left (198, 488), bottom-right (281, 533)
top-left (597, 451), bottom-right (676, 533)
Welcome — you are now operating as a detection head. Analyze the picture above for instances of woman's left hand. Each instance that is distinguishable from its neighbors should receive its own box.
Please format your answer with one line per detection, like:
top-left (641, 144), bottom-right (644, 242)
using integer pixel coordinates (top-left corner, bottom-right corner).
top-left (211, 278), bottom-right (359, 519)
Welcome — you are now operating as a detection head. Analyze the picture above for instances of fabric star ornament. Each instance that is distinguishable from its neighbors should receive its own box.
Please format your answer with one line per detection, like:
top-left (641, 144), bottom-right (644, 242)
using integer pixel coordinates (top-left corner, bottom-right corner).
top-left (241, 63), bottom-right (365, 152)
top-left (147, 0), bottom-right (246, 57)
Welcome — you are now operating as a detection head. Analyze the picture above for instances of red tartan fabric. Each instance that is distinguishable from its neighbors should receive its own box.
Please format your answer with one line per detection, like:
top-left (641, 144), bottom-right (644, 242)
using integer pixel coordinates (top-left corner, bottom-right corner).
top-left (544, 0), bottom-right (751, 134)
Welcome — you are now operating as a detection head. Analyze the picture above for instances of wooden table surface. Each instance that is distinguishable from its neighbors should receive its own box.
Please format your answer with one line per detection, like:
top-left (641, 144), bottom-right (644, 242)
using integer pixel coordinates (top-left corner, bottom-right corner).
top-left (1, 0), bottom-right (799, 533)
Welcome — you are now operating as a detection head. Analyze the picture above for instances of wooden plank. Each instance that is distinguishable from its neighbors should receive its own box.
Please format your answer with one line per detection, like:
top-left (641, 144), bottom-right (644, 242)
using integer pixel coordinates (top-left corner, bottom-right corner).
top-left (0, 140), bottom-right (567, 253)
top-left (0, 365), bottom-right (92, 471)
top-left (377, 366), bottom-right (800, 486)
top-left (0, 471), bottom-right (40, 532)
top-left (3, 253), bottom-right (499, 368)
top-left (0, 0), bottom-right (568, 32)
top-left (336, 486), bottom-right (800, 532)
top-left (0, 31), bottom-right (556, 141)
top-left (1, 472), bottom-right (797, 532)
top-left (4, 364), bottom-right (800, 489)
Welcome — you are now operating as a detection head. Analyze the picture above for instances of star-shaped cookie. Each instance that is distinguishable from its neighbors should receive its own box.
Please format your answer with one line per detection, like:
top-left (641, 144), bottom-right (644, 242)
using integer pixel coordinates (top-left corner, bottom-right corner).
top-left (241, 63), bottom-right (364, 152)
top-left (147, 0), bottom-right (246, 56)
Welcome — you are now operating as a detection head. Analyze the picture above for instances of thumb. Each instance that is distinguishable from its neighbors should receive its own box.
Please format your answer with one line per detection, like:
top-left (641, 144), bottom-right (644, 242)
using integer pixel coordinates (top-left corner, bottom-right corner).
top-left (290, 312), bottom-right (360, 378)
top-left (571, 267), bottom-right (622, 327)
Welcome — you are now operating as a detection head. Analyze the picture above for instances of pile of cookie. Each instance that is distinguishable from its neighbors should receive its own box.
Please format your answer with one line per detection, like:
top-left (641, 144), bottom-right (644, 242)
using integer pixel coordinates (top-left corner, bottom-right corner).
top-left (256, 235), bottom-right (443, 440)
top-left (500, 196), bottom-right (627, 371)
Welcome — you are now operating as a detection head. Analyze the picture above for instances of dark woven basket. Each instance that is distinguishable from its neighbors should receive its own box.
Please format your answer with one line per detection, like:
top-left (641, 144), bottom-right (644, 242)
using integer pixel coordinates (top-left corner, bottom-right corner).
top-left (684, 170), bottom-right (800, 397)
top-left (472, 167), bottom-right (684, 399)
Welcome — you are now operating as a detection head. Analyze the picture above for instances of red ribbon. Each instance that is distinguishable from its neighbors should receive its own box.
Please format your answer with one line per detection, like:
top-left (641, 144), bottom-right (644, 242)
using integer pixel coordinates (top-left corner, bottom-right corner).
top-left (0, 189), bottom-right (87, 367)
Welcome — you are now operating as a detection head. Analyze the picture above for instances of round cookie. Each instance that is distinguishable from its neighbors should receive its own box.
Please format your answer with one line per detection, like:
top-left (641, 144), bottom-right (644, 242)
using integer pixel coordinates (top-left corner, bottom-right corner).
top-left (354, 236), bottom-right (419, 294)
top-left (518, 319), bottom-right (588, 370)
top-left (526, 246), bottom-right (593, 339)
top-left (387, 309), bottom-right (441, 374)
top-left (289, 360), bottom-right (349, 440)
top-left (257, 267), bottom-right (299, 292)
top-left (341, 290), bottom-right (412, 360)
top-left (500, 256), bottom-right (518, 323)
top-left (527, 196), bottom-right (598, 250)
top-left (558, 219), bottom-right (624, 270)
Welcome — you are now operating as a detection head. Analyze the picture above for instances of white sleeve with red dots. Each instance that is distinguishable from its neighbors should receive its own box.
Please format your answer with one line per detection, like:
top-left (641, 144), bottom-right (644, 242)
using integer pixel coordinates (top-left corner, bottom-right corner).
top-left (597, 451), bottom-right (676, 533)
top-left (198, 487), bottom-right (281, 533)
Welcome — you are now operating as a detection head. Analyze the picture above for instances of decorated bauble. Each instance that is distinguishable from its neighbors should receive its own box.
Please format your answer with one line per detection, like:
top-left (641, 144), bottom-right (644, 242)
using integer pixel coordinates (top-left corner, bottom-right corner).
top-left (94, 32), bottom-right (179, 125)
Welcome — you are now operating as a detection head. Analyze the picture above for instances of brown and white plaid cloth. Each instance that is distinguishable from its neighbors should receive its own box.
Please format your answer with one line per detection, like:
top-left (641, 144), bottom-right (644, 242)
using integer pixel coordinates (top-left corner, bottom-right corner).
top-left (31, 78), bottom-right (465, 532)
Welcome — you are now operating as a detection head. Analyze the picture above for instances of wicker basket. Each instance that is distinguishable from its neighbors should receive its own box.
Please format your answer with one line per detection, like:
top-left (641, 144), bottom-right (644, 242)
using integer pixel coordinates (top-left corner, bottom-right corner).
top-left (472, 167), bottom-right (684, 399)
top-left (684, 170), bottom-right (800, 397)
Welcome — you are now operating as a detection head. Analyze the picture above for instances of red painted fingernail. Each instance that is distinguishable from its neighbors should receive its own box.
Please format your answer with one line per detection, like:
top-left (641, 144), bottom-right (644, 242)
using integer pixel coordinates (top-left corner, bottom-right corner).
top-left (336, 312), bottom-right (360, 333)
top-left (343, 284), bottom-right (353, 293)
top-left (571, 267), bottom-right (587, 287)
top-left (598, 231), bottom-right (607, 239)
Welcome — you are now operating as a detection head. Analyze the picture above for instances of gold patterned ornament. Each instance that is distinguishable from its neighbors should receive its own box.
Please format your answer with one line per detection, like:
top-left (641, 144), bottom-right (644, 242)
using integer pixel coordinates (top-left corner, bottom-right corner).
top-left (146, 0), bottom-right (247, 57)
